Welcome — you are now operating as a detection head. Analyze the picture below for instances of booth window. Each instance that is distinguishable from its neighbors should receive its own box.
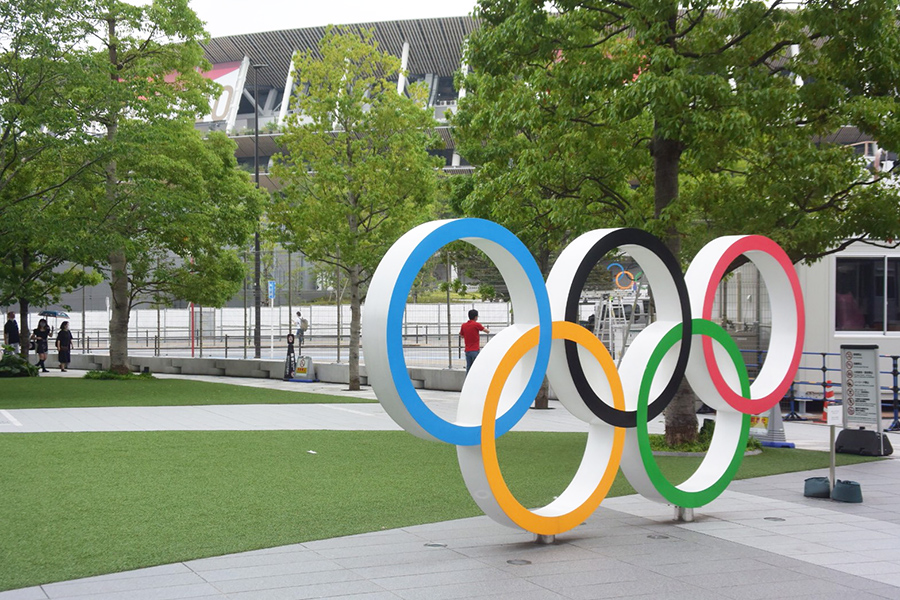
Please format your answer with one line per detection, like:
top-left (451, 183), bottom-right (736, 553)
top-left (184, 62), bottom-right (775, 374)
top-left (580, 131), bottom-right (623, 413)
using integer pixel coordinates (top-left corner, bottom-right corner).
top-left (836, 257), bottom-right (900, 332)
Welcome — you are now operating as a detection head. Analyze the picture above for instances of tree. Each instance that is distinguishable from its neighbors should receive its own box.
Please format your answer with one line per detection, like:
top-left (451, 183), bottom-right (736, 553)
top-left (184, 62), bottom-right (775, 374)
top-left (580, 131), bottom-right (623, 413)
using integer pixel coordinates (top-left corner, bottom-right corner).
top-left (455, 0), bottom-right (900, 443)
top-left (74, 0), bottom-right (263, 373)
top-left (0, 190), bottom-right (102, 355)
top-left (271, 26), bottom-right (443, 391)
top-left (0, 0), bottom-right (103, 220)
top-left (0, 0), bottom-right (111, 347)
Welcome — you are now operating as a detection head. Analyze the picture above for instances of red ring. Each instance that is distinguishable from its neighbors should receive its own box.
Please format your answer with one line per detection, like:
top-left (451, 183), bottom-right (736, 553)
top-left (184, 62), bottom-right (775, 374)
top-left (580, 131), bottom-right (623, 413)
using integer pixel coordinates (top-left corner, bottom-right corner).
top-left (700, 236), bottom-right (804, 414)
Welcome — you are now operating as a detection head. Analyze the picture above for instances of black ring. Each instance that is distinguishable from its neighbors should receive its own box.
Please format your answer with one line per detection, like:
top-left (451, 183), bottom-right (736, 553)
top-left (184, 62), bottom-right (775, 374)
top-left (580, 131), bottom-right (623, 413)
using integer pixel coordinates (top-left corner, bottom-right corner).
top-left (563, 228), bottom-right (692, 428)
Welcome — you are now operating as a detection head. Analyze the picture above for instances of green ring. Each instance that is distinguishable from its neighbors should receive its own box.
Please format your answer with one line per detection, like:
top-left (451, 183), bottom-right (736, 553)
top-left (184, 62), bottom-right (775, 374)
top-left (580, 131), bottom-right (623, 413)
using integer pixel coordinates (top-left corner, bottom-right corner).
top-left (636, 319), bottom-right (751, 507)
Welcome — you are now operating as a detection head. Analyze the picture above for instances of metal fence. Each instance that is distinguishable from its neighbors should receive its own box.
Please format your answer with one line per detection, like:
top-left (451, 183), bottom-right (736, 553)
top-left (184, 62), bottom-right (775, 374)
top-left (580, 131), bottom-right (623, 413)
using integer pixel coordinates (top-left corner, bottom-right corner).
top-left (43, 276), bottom-right (775, 369)
top-left (47, 302), bottom-right (519, 370)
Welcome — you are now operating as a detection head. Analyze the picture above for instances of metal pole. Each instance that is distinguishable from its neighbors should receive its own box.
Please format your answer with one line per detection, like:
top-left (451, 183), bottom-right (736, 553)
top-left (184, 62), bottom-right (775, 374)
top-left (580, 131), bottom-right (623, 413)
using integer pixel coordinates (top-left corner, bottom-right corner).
top-left (829, 424), bottom-right (836, 489)
top-left (252, 63), bottom-right (267, 359)
top-left (81, 275), bottom-right (86, 350)
top-left (889, 356), bottom-right (900, 431)
top-left (288, 251), bottom-right (292, 333)
top-left (336, 261), bottom-right (341, 363)
top-left (446, 252), bottom-right (452, 369)
top-left (243, 251), bottom-right (248, 359)
top-left (190, 302), bottom-right (195, 357)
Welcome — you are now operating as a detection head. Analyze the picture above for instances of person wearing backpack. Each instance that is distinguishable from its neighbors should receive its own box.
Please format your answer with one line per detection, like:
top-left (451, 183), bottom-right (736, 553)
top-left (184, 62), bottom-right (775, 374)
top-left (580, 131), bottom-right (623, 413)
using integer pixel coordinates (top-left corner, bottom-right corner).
top-left (295, 312), bottom-right (309, 348)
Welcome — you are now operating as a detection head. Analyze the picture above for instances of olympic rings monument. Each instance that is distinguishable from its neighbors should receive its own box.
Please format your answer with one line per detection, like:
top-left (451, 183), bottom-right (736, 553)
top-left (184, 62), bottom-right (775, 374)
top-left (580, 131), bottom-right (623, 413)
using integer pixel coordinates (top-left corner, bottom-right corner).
top-left (362, 219), bottom-right (805, 538)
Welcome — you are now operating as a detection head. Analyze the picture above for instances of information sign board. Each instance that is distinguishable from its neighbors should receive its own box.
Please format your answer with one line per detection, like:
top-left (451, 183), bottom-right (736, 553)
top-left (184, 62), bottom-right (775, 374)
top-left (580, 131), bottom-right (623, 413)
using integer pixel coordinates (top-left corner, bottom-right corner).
top-left (840, 345), bottom-right (881, 431)
top-left (826, 403), bottom-right (843, 426)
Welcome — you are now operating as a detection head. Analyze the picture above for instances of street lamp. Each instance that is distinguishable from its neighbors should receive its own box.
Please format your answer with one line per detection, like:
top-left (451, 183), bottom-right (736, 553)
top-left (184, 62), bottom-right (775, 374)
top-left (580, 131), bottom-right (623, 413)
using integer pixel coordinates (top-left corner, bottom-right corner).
top-left (252, 62), bottom-right (267, 359)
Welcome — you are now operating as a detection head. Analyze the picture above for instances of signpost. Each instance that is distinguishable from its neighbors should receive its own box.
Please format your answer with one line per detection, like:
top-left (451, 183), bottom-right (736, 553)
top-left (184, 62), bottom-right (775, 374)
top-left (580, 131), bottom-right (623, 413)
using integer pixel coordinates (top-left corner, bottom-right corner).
top-left (842, 345), bottom-right (880, 429)
top-left (826, 403), bottom-right (843, 487)
top-left (837, 345), bottom-right (890, 456)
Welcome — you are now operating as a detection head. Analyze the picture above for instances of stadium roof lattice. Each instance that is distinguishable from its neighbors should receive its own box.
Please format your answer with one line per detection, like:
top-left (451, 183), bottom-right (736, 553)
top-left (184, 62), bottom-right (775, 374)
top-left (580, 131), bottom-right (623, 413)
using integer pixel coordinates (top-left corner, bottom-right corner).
top-left (201, 16), bottom-right (480, 88)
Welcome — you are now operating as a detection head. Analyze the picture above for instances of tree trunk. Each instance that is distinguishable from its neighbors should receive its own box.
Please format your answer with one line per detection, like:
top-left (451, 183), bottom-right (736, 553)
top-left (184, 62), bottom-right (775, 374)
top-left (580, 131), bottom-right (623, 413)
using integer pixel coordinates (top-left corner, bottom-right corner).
top-left (18, 297), bottom-right (30, 359)
top-left (18, 249), bottom-right (31, 358)
top-left (533, 379), bottom-right (550, 409)
top-left (108, 248), bottom-right (131, 374)
top-left (348, 263), bottom-right (361, 391)
top-left (652, 129), bottom-right (698, 446)
top-left (104, 16), bottom-right (129, 375)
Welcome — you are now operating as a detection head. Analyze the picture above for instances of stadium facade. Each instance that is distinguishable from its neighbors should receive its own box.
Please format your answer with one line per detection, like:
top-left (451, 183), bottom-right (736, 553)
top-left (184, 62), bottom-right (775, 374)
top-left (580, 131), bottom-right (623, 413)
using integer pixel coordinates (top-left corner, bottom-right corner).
top-left (197, 16), bottom-right (480, 191)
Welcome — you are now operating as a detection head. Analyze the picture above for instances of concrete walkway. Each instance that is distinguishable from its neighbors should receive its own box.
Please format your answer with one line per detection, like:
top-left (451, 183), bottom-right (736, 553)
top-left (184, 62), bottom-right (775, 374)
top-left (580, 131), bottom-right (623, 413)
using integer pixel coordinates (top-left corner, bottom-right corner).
top-left (2, 370), bottom-right (900, 600)
top-left (0, 370), bottom-right (877, 448)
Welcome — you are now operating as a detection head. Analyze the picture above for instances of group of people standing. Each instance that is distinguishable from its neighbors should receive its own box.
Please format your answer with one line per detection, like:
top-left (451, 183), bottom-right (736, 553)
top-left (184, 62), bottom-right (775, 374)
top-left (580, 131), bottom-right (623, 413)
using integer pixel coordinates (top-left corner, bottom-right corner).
top-left (3, 312), bottom-right (73, 372)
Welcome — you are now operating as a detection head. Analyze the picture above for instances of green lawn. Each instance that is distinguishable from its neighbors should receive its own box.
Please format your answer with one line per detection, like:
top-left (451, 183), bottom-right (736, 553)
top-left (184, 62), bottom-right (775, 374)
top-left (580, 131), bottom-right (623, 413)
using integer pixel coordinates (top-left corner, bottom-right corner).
top-left (0, 429), bottom-right (880, 591)
top-left (0, 377), bottom-right (372, 409)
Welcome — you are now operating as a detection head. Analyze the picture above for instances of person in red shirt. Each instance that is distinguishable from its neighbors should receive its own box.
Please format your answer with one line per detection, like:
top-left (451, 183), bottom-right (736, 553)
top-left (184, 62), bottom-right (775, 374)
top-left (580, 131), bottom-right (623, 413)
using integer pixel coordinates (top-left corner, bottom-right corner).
top-left (459, 309), bottom-right (490, 373)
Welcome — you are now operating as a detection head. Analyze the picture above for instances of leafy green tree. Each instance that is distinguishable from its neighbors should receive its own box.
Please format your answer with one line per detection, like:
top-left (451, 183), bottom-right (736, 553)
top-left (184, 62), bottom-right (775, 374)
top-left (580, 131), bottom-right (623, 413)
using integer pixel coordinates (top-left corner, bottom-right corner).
top-left (455, 0), bottom-right (900, 443)
top-left (271, 26), bottom-right (443, 390)
top-left (0, 0), bottom-right (103, 219)
top-left (96, 121), bottom-right (262, 372)
top-left (0, 0), bottom-right (109, 347)
top-left (0, 195), bottom-right (102, 355)
top-left (75, 0), bottom-right (263, 373)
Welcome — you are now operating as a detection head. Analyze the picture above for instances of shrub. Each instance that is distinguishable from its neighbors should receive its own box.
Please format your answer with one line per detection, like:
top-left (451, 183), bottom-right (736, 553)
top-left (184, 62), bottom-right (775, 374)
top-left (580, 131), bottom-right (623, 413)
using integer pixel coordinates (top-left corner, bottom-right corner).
top-left (648, 418), bottom-right (762, 453)
top-left (0, 347), bottom-right (39, 377)
top-left (83, 370), bottom-right (155, 381)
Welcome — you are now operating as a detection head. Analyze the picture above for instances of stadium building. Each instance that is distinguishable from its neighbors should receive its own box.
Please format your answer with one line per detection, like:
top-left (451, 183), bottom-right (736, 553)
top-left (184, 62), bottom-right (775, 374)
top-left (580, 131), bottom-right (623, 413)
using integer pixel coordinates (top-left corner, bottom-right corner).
top-left (197, 16), bottom-right (479, 189)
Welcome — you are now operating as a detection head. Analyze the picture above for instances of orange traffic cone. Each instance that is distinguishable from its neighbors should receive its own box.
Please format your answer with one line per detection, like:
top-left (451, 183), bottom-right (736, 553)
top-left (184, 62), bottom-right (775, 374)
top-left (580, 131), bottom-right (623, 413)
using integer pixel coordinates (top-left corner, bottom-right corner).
top-left (817, 381), bottom-right (834, 422)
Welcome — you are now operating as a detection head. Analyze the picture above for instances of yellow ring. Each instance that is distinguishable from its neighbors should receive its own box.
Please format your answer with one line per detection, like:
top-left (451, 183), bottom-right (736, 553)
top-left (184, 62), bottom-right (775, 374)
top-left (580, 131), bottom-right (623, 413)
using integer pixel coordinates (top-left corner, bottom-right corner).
top-left (480, 321), bottom-right (626, 535)
top-left (615, 270), bottom-right (635, 290)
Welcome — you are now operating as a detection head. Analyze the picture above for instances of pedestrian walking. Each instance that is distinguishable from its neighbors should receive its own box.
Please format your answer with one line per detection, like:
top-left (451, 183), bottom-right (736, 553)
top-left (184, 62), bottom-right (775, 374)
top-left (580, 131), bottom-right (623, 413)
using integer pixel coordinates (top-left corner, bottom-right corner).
top-left (55, 321), bottom-right (73, 372)
top-left (31, 318), bottom-right (51, 372)
top-left (295, 311), bottom-right (308, 349)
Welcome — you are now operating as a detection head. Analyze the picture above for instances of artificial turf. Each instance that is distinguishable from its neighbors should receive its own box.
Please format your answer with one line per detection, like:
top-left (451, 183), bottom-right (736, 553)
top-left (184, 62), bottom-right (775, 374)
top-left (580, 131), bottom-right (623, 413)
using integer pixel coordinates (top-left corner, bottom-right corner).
top-left (0, 377), bottom-right (372, 409)
top-left (0, 429), bottom-right (880, 591)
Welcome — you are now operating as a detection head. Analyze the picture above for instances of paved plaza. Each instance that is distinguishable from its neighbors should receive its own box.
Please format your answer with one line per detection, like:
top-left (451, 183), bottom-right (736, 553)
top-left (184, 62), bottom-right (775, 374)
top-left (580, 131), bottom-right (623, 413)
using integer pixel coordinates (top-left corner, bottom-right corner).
top-left (2, 371), bottom-right (900, 600)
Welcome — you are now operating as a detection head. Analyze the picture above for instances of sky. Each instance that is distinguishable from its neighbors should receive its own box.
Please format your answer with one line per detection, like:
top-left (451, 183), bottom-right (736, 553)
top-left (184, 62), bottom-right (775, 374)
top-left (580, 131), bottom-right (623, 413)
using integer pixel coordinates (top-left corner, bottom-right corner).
top-left (186, 0), bottom-right (480, 38)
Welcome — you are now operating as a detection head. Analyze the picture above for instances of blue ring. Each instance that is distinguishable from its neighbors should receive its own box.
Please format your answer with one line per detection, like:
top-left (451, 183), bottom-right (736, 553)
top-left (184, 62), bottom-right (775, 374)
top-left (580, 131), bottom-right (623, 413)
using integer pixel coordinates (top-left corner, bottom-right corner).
top-left (386, 219), bottom-right (552, 446)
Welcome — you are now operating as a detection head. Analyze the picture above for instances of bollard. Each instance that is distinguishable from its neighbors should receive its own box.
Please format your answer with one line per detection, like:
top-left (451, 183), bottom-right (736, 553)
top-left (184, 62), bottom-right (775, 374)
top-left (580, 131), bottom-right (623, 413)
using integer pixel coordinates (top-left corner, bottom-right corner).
top-left (889, 356), bottom-right (900, 432)
top-left (674, 506), bottom-right (694, 522)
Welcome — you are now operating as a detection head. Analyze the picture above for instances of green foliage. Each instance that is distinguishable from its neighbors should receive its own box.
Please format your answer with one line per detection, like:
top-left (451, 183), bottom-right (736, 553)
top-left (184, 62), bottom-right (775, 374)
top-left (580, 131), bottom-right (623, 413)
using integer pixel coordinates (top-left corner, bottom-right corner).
top-left (457, 0), bottom-right (900, 443)
top-left (0, 0), bottom-right (110, 315)
top-left (456, 0), bottom-right (900, 264)
top-left (0, 0), bottom-right (104, 221)
top-left (439, 277), bottom-right (468, 297)
top-left (271, 26), bottom-right (442, 279)
top-left (270, 26), bottom-right (443, 387)
top-left (98, 123), bottom-right (263, 307)
top-left (83, 370), bottom-right (155, 381)
top-left (648, 419), bottom-right (762, 453)
top-left (0, 347), bottom-right (38, 377)
top-left (0, 0), bottom-right (262, 370)
top-left (478, 283), bottom-right (498, 301)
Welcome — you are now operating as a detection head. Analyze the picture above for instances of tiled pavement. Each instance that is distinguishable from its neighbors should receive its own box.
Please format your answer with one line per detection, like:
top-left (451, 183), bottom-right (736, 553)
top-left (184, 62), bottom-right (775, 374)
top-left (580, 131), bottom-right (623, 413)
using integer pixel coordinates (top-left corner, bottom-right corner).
top-left (2, 370), bottom-right (900, 600)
